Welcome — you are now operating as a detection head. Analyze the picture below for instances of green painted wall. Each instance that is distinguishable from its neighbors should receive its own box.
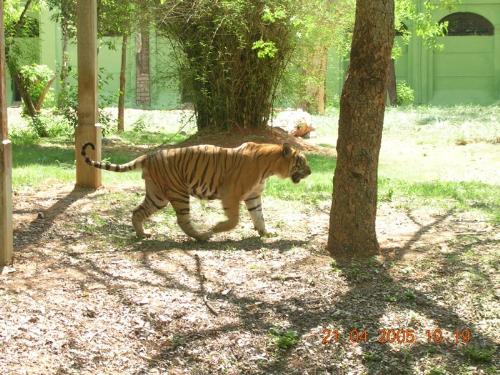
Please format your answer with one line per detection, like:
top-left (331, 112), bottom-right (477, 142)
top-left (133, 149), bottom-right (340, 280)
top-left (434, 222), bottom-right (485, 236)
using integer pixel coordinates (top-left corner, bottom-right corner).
top-left (326, 0), bottom-right (500, 106)
top-left (8, 6), bottom-right (181, 109)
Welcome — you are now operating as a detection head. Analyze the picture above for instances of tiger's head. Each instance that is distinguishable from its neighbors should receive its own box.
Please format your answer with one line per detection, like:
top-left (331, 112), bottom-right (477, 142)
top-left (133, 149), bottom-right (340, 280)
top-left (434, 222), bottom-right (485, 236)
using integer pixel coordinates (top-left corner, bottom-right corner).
top-left (282, 143), bottom-right (311, 184)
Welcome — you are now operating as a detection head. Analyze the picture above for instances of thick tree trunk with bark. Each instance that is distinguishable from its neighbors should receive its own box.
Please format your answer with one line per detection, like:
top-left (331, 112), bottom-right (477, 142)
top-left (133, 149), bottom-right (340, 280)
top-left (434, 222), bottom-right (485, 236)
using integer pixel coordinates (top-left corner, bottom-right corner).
top-left (118, 34), bottom-right (128, 132)
top-left (327, 0), bottom-right (394, 258)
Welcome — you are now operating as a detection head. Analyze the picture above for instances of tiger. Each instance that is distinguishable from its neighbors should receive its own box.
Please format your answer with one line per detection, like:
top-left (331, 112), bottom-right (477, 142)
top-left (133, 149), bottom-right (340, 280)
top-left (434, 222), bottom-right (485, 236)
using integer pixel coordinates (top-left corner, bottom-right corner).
top-left (81, 142), bottom-right (311, 241)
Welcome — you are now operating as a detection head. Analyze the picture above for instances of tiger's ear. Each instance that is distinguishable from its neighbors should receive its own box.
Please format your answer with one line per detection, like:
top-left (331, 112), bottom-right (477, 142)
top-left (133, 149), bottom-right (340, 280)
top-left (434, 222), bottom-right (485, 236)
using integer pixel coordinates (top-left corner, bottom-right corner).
top-left (282, 143), bottom-right (292, 158)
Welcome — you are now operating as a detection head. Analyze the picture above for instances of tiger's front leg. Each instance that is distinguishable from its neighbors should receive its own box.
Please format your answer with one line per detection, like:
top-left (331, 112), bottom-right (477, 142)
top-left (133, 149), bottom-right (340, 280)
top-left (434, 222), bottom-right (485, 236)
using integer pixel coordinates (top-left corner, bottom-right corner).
top-left (244, 195), bottom-right (268, 237)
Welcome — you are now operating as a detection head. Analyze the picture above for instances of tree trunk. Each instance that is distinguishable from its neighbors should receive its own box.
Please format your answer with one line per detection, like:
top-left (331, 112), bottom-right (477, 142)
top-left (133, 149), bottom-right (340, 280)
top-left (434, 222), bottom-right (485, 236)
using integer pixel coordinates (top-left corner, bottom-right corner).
top-left (387, 58), bottom-right (397, 106)
top-left (58, 24), bottom-right (69, 109)
top-left (4, 0), bottom-right (36, 117)
top-left (7, 62), bottom-right (36, 117)
top-left (327, 0), bottom-right (394, 258)
top-left (135, 30), bottom-right (150, 107)
top-left (118, 33), bottom-right (128, 132)
top-left (304, 47), bottom-right (327, 115)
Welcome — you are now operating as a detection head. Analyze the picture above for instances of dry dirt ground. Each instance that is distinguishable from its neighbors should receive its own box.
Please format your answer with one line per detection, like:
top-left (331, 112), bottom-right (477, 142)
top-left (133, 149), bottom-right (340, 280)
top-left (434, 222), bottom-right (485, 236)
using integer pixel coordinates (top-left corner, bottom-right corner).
top-left (1, 130), bottom-right (498, 374)
top-left (1, 184), bottom-right (498, 374)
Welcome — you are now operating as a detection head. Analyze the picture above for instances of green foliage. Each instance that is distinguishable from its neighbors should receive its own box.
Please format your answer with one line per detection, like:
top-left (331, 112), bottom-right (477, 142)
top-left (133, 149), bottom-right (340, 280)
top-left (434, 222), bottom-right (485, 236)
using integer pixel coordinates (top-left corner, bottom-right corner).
top-left (28, 116), bottom-right (48, 137)
top-left (9, 128), bottom-right (39, 145)
top-left (45, 0), bottom-right (77, 38)
top-left (4, 0), bottom-right (41, 41)
top-left (332, 0), bottom-right (459, 61)
top-left (462, 346), bottom-right (495, 364)
top-left (158, 0), bottom-right (302, 130)
top-left (268, 327), bottom-right (299, 350)
top-left (427, 367), bottom-right (446, 375)
top-left (252, 40), bottom-right (279, 59)
top-left (396, 81), bottom-right (415, 106)
top-left (25, 111), bottom-right (76, 139)
top-left (18, 64), bottom-right (55, 111)
top-left (52, 69), bottom-right (115, 136)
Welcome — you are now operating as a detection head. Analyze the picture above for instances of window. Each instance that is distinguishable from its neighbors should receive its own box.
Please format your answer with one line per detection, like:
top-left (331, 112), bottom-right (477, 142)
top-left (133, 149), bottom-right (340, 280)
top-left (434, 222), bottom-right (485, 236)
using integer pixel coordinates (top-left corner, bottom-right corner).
top-left (439, 12), bottom-right (494, 36)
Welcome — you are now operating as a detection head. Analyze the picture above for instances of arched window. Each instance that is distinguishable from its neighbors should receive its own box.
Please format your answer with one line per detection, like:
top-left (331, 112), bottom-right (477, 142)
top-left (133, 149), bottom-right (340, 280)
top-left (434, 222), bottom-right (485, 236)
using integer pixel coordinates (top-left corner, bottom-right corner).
top-left (439, 12), bottom-right (494, 36)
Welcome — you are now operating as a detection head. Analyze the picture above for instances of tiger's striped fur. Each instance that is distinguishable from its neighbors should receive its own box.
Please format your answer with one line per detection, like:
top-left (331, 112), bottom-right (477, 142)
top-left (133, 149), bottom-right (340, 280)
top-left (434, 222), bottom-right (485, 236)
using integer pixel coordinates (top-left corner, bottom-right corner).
top-left (81, 142), bottom-right (311, 241)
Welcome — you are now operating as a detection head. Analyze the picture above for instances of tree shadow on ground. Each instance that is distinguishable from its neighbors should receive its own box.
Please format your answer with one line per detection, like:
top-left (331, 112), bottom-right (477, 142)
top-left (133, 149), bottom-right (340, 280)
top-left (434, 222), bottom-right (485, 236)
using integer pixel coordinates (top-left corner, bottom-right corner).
top-left (125, 237), bottom-right (309, 254)
top-left (9, 189), bottom-right (497, 374)
top-left (134, 209), bottom-right (497, 374)
top-left (13, 187), bottom-right (91, 254)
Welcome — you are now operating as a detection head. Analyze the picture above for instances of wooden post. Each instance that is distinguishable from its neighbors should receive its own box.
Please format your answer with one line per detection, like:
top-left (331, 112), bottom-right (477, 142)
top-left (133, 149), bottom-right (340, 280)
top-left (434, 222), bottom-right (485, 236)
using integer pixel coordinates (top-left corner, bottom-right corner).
top-left (75, 0), bottom-right (101, 188)
top-left (0, 0), bottom-right (13, 266)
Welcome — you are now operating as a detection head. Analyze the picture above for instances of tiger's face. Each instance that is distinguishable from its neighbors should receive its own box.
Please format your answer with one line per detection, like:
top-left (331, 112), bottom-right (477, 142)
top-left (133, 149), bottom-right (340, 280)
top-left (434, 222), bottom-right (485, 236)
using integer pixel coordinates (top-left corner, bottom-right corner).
top-left (290, 152), bottom-right (311, 183)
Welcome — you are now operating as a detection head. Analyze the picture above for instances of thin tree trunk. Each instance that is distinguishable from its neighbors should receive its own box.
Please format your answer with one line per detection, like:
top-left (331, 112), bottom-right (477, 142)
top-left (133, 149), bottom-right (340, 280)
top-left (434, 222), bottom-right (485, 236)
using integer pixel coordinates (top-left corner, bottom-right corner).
top-left (4, 0), bottom-right (36, 117)
top-left (301, 47), bottom-right (327, 114)
top-left (118, 33), bottom-right (128, 132)
top-left (327, 0), bottom-right (395, 258)
top-left (58, 24), bottom-right (69, 109)
top-left (7, 62), bottom-right (36, 117)
top-left (35, 75), bottom-right (56, 111)
top-left (387, 58), bottom-right (397, 106)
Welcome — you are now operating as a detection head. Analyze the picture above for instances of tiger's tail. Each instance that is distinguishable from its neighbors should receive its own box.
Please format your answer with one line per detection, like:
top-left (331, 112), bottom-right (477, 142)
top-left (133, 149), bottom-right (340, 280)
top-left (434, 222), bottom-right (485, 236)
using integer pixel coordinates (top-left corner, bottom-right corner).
top-left (81, 143), bottom-right (144, 172)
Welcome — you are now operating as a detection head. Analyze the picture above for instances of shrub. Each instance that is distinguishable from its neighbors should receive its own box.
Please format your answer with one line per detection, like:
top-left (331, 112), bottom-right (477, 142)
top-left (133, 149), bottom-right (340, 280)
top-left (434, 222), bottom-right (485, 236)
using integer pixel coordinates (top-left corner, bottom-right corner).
top-left (27, 112), bottom-right (75, 139)
top-left (268, 327), bottom-right (299, 350)
top-left (157, 0), bottom-right (303, 131)
top-left (9, 128), bottom-right (39, 145)
top-left (53, 68), bottom-right (115, 136)
top-left (18, 64), bottom-right (56, 114)
top-left (396, 81), bottom-right (414, 106)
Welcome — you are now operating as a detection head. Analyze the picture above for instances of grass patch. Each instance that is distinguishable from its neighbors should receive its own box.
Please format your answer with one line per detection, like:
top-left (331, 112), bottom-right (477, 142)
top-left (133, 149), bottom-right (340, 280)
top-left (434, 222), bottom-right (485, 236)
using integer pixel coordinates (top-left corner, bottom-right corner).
top-left (266, 154), bottom-right (335, 204)
top-left (118, 130), bottom-right (188, 146)
top-left (10, 107), bottom-right (499, 224)
top-left (462, 345), bottom-right (496, 364)
top-left (12, 142), bottom-right (144, 187)
top-left (268, 327), bottom-right (299, 351)
top-left (379, 178), bottom-right (500, 223)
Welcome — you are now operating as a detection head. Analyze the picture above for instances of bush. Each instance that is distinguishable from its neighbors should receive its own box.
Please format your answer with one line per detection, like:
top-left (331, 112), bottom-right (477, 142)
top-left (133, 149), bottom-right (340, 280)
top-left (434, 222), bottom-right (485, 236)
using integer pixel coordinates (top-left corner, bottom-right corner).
top-left (396, 81), bottom-right (414, 106)
top-left (10, 128), bottom-right (39, 145)
top-left (157, 0), bottom-right (302, 131)
top-left (18, 64), bottom-right (55, 114)
top-left (54, 68), bottom-right (115, 136)
top-left (27, 112), bottom-right (75, 139)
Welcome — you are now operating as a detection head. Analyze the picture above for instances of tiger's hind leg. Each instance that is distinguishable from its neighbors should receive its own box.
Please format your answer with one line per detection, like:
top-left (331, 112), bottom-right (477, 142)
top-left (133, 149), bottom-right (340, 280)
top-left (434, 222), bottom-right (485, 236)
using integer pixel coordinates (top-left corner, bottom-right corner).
top-left (132, 182), bottom-right (167, 238)
top-left (169, 194), bottom-right (212, 241)
top-left (210, 197), bottom-right (240, 235)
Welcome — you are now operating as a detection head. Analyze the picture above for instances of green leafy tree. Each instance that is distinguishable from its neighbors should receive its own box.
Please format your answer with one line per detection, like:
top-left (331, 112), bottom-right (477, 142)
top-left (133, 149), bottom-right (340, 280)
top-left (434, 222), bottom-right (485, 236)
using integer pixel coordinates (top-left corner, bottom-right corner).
top-left (285, 0), bottom-right (457, 110)
top-left (156, 0), bottom-right (305, 131)
top-left (98, 0), bottom-right (135, 131)
top-left (45, 0), bottom-right (76, 110)
top-left (4, 0), bottom-right (44, 117)
top-left (18, 64), bottom-right (56, 114)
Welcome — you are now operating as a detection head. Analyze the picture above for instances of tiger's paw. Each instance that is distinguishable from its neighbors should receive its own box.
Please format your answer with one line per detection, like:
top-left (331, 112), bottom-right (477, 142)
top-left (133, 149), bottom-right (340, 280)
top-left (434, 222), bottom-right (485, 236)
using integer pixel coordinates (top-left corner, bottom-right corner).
top-left (136, 231), bottom-right (152, 239)
top-left (195, 231), bottom-right (213, 242)
top-left (258, 228), bottom-right (278, 238)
